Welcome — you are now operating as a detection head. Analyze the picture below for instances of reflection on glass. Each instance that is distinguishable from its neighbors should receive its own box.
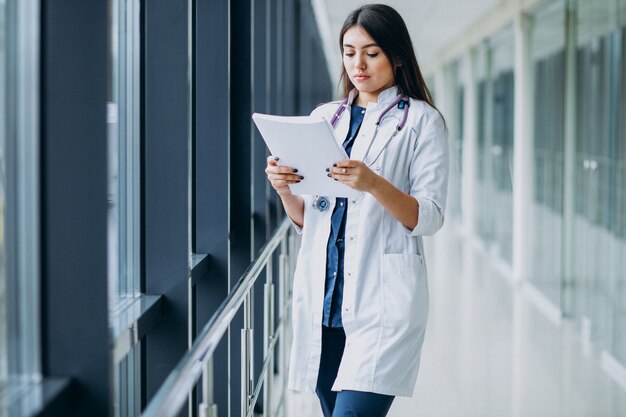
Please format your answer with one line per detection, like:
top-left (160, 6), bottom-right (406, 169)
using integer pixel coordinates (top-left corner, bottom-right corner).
top-left (573, 0), bottom-right (614, 352)
top-left (474, 28), bottom-right (515, 264)
top-left (614, 0), bottom-right (626, 368)
top-left (108, 0), bottom-right (140, 313)
top-left (114, 344), bottom-right (141, 417)
top-left (571, 0), bottom-right (626, 374)
top-left (445, 60), bottom-right (464, 222)
top-left (475, 43), bottom-right (492, 242)
top-left (530, 0), bottom-right (566, 307)
top-left (0, 0), bottom-right (7, 390)
top-left (490, 29), bottom-right (514, 265)
top-left (108, 0), bottom-right (141, 414)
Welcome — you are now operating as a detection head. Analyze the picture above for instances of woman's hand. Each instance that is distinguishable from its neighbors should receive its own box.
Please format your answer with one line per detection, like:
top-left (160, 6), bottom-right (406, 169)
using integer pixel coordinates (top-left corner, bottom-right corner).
top-left (265, 155), bottom-right (305, 228)
top-left (330, 159), bottom-right (418, 230)
top-left (328, 159), bottom-right (381, 193)
top-left (265, 155), bottom-right (303, 197)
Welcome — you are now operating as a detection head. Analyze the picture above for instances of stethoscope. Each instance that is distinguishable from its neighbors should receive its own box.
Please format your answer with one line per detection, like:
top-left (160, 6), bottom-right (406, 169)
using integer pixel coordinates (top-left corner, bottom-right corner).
top-left (312, 93), bottom-right (410, 212)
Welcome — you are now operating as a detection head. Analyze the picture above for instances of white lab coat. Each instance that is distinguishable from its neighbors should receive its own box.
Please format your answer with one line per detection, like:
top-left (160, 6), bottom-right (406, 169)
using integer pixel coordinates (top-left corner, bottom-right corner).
top-left (287, 85), bottom-right (449, 397)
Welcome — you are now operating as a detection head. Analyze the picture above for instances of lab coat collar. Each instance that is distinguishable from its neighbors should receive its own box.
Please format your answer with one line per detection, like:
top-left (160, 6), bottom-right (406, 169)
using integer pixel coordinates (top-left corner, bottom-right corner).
top-left (376, 85), bottom-right (400, 105)
top-left (347, 85), bottom-right (400, 108)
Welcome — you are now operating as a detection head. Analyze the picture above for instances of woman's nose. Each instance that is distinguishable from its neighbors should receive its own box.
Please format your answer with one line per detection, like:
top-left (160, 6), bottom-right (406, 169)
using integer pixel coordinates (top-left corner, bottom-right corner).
top-left (354, 56), bottom-right (366, 69)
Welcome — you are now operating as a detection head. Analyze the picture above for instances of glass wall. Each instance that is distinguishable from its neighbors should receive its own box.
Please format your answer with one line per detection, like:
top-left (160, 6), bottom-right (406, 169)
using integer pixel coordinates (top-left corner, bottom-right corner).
top-left (475, 43), bottom-right (493, 242)
top-left (530, 0), bottom-right (566, 306)
top-left (1, 0), bottom-right (40, 392)
top-left (0, 0), bottom-right (7, 392)
top-left (445, 60), bottom-right (464, 222)
top-left (437, 0), bottom-right (626, 391)
top-left (572, 0), bottom-right (625, 359)
top-left (108, 0), bottom-right (141, 309)
top-left (108, 0), bottom-right (141, 414)
top-left (475, 27), bottom-right (515, 263)
top-left (615, 0), bottom-right (626, 368)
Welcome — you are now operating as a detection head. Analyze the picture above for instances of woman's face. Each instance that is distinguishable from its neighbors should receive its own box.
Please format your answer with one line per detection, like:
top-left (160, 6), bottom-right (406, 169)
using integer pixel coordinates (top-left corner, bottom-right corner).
top-left (342, 25), bottom-right (395, 102)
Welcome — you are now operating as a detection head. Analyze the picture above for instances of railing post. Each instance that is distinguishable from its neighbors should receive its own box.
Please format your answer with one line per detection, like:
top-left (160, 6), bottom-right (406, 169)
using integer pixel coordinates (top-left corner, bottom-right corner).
top-left (279, 235), bottom-right (289, 416)
top-left (263, 256), bottom-right (274, 417)
top-left (241, 293), bottom-right (254, 417)
top-left (199, 358), bottom-right (218, 417)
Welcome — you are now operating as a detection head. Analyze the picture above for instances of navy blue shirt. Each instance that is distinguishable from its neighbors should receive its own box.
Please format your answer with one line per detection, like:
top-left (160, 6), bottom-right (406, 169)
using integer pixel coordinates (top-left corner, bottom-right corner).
top-left (322, 105), bottom-right (366, 327)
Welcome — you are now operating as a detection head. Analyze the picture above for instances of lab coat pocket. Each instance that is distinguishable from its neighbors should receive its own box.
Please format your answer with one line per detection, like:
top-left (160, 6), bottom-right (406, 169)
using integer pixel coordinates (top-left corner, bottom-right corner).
top-left (381, 253), bottom-right (425, 330)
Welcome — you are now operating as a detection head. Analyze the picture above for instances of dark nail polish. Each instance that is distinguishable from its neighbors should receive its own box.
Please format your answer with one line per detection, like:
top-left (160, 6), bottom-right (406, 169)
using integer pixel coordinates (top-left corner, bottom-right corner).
top-left (296, 180), bottom-right (301, 183)
top-left (299, 175), bottom-right (304, 180)
top-left (327, 173), bottom-right (332, 177)
top-left (325, 168), bottom-right (329, 172)
top-left (274, 156), bottom-right (279, 161)
top-left (334, 178), bottom-right (338, 181)
top-left (332, 163), bottom-right (337, 167)
top-left (293, 168), bottom-right (298, 173)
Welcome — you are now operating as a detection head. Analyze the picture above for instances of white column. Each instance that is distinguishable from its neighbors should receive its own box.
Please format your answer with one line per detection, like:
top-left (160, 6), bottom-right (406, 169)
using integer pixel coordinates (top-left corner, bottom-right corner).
top-left (461, 49), bottom-right (478, 237)
top-left (512, 12), bottom-right (534, 285)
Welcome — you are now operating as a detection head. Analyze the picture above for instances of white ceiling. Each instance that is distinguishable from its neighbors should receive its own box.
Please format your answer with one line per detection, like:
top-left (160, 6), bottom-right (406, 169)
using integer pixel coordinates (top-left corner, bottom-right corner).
top-left (317, 0), bottom-right (499, 88)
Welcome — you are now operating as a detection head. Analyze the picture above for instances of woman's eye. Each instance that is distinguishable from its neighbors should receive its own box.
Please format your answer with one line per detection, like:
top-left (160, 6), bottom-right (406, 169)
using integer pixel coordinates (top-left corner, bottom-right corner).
top-left (344, 52), bottom-right (355, 57)
top-left (367, 53), bottom-right (379, 57)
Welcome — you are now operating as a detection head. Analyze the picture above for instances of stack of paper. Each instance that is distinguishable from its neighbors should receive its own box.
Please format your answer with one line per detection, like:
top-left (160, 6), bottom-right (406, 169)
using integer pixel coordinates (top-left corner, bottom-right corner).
top-left (252, 113), bottom-right (360, 198)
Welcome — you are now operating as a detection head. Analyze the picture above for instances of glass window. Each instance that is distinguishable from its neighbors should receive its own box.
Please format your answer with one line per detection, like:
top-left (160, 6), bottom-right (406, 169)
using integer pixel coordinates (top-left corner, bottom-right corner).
top-left (0, 0), bottom-right (7, 391)
top-left (474, 27), bottom-right (515, 264)
top-left (108, 0), bottom-right (141, 414)
top-left (444, 60), bottom-right (464, 221)
top-left (529, 0), bottom-right (566, 307)
top-left (108, 0), bottom-right (141, 310)
top-left (609, 0), bottom-right (626, 370)
top-left (1, 0), bottom-right (41, 393)
top-left (491, 30), bottom-right (515, 265)
top-left (474, 42), bottom-right (492, 240)
top-left (572, 0), bottom-right (626, 369)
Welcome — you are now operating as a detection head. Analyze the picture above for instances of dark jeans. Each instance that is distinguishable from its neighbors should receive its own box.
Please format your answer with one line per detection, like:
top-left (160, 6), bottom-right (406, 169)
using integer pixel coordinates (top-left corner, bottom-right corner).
top-left (315, 326), bottom-right (395, 417)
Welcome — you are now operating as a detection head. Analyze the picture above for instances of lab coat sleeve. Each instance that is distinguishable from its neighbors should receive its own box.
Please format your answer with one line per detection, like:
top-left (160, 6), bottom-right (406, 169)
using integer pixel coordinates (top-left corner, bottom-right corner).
top-left (287, 195), bottom-right (308, 235)
top-left (405, 111), bottom-right (449, 236)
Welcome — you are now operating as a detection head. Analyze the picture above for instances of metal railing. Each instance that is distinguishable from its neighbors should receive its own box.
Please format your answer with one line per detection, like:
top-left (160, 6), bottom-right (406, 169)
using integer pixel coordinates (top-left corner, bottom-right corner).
top-left (142, 218), bottom-right (297, 417)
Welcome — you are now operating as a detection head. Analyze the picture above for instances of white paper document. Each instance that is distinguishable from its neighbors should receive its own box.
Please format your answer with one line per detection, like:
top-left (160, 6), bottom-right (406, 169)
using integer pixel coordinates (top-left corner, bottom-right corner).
top-left (252, 113), bottom-right (361, 198)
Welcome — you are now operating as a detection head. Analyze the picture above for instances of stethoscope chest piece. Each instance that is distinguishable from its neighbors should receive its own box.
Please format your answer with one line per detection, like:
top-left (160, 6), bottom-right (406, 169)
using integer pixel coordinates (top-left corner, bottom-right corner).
top-left (312, 195), bottom-right (330, 212)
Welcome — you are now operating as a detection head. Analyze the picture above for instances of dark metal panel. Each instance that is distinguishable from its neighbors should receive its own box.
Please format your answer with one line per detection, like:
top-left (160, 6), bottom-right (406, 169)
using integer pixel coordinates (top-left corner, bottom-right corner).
top-left (230, 0), bottom-right (252, 277)
top-left (252, 0), bottom-right (270, 410)
top-left (229, 0), bottom-right (253, 415)
top-left (253, 0), bottom-right (269, 255)
top-left (142, 0), bottom-right (190, 407)
top-left (194, 0), bottom-right (230, 413)
top-left (40, 1), bottom-right (110, 415)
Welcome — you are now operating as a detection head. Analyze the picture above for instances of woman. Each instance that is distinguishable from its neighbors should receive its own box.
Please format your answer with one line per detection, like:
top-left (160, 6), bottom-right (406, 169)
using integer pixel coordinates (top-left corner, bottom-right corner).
top-left (265, 4), bottom-right (448, 416)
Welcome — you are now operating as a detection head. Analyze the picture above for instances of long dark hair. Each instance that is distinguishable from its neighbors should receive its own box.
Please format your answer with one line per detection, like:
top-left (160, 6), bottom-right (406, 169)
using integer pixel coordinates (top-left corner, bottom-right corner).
top-left (339, 4), bottom-right (439, 112)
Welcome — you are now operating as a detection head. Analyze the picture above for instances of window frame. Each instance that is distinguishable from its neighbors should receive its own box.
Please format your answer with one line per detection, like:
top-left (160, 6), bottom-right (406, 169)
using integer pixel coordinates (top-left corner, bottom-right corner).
top-left (3, 0), bottom-right (41, 388)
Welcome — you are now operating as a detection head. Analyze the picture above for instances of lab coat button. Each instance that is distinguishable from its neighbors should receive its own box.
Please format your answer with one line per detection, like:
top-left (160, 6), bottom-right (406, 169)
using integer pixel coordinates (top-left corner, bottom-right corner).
top-left (351, 200), bottom-right (356, 204)
top-left (344, 306), bottom-right (350, 312)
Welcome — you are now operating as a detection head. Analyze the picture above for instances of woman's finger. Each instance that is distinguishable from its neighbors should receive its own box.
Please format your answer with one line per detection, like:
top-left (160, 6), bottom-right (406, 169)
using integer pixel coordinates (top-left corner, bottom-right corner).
top-left (266, 155), bottom-right (280, 165)
top-left (332, 159), bottom-right (360, 168)
top-left (269, 173), bottom-right (303, 182)
top-left (330, 166), bottom-right (357, 175)
top-left (266, 165), bottom-right (299, 175)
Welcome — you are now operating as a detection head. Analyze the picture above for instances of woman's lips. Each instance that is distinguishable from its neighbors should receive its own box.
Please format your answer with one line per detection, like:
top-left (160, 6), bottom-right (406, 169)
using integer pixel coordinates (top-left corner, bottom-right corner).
top-left (354, 75), bottom-right (370, 81)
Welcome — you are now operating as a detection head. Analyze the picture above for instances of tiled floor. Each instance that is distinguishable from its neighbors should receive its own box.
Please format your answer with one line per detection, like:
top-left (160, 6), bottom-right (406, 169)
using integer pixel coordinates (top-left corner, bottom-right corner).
top-left (286, 221), bottom-right (626, 417)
